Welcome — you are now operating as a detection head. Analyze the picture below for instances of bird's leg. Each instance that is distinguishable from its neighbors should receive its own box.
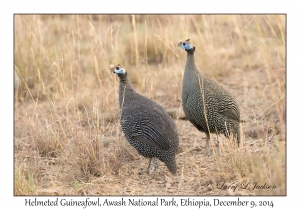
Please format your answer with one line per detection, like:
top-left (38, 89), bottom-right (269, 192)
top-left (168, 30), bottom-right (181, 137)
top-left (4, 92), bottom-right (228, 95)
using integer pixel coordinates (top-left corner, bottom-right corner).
top-left (205, 132), bottom-right (211, 156)
top-left (237, 132), bottom-right (241, 147)
top-left (148, 157), bottom-right (158, 174)
top-left (214, 137), bottom-right (220, 156)
top-left (193, 136), bottom-right (198, 147)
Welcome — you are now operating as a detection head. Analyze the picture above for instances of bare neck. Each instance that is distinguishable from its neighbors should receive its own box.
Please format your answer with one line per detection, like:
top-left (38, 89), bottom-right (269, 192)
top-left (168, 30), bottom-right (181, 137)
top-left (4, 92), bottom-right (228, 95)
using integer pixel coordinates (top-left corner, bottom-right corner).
top-left (118, 74), bottom-right (136, 107)
top-left (186, 50), bottom-right (198, 71)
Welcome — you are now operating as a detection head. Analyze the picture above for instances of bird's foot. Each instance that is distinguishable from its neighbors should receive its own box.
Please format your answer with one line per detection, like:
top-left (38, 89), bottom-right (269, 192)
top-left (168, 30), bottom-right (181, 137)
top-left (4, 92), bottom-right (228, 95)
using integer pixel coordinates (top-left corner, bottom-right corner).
top-left (148, 157), bottom-right (159, 175)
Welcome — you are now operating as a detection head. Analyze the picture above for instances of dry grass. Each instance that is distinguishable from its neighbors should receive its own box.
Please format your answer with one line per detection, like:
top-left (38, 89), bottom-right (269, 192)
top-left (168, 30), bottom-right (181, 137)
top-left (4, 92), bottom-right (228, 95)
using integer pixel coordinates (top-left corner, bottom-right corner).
top-left (14, 14), bottom-right (285, 195)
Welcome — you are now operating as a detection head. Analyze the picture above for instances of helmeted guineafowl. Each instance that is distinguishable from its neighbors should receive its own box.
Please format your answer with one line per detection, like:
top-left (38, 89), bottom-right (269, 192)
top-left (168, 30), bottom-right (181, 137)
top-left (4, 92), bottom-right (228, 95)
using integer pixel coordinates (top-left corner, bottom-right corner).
top-left (177, 39), bottom-right (240, 155)
top-left (110, 64), bottom-right (179, 174)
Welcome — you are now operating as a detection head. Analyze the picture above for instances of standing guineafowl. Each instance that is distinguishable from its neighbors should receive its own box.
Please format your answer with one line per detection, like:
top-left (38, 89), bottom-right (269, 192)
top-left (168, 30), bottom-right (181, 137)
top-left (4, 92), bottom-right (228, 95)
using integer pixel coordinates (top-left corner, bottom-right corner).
top-left (178, 39), bottom-right (240, 155)
top-left (110, 64), bottom-right (179, 174)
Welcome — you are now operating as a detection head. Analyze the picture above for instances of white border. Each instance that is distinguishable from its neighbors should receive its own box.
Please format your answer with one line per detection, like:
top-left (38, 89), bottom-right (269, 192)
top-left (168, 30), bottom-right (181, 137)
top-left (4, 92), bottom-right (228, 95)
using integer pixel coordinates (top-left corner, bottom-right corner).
top-left (2, 0), bottom-right (297, 209)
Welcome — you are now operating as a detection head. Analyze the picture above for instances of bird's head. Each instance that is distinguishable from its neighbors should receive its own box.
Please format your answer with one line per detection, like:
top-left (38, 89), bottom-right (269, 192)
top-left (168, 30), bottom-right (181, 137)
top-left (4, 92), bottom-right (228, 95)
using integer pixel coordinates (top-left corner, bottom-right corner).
top-left (110, 64), bottom-right (126, 76)
top-left (177, 39), bottom-right (195, 52)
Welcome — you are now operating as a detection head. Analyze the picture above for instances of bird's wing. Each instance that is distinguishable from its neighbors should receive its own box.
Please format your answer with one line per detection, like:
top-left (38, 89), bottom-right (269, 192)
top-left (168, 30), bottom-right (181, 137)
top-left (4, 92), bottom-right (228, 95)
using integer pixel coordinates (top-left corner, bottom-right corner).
top-left (203, 77), bottom-right (240, 122)
top-left (131, 134), bottom-right (167, 149)
top-left (219, 108), bottom-right (240, 121)
top-left (217, 100), bottom-right (240, 121)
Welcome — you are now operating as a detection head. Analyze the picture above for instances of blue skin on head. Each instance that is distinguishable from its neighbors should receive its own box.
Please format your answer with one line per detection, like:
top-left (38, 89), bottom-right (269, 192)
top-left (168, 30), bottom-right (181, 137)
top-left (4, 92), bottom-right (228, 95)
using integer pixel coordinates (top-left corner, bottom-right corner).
top-left (114, 66), bottom-right (126, 75)
top-left (181, 41), bottom-right (193, 51)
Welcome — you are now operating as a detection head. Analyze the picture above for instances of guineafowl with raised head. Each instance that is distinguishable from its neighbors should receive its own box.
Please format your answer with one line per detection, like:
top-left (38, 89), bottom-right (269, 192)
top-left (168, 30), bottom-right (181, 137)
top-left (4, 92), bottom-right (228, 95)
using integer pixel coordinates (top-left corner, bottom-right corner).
top-left (111, 64), bottom-right (179, 174)
top-left (177, 39), bottom-right (240, 155)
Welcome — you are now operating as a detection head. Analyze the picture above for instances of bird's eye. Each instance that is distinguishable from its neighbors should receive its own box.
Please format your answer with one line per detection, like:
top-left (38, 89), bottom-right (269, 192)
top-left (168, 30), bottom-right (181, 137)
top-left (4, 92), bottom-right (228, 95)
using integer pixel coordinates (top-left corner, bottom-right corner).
top-left (116, 66), bottom-right (120, 70)
top-left (183, 42), bottom-right (186, 46)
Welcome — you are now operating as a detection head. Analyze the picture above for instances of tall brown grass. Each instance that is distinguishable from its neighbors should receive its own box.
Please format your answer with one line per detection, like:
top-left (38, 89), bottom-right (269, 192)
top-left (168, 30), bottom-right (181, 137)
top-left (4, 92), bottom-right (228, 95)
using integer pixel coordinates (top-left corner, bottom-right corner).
top-left (14, 14), bottom-right (285, 195)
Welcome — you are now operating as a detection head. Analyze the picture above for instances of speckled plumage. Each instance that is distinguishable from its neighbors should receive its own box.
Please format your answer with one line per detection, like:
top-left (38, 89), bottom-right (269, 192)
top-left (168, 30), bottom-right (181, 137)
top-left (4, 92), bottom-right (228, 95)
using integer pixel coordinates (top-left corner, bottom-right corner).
top-left (178, 39), bottom-right (240, 154)
top-left (112, 64), bottom-right (179, 174)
